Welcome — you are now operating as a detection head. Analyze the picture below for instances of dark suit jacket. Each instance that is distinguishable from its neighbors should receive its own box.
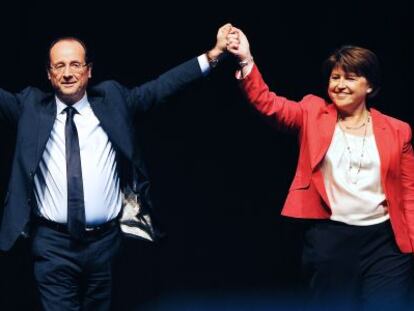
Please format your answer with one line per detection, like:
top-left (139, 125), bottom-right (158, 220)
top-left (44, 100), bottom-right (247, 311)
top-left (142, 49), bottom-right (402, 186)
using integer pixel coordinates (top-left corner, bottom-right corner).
top-left (0, 57), bottom-right (203, 251)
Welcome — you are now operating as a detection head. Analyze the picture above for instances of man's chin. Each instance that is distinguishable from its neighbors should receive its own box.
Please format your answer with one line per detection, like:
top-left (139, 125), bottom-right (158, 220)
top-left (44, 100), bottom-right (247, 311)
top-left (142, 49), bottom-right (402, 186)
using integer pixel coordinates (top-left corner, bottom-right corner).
top-left (57, 90), bottom-right (83, 105)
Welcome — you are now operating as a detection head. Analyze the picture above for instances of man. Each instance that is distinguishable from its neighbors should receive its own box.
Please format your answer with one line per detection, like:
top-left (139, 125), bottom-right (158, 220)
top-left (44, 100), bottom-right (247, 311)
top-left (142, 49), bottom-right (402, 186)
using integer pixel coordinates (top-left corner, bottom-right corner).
top-left (0, 24), bottom-right (237, 310)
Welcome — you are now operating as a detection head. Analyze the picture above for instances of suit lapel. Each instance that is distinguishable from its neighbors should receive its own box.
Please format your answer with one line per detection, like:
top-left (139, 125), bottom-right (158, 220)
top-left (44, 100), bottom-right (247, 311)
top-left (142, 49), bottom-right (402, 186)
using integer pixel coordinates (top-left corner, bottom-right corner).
top-left (34, 97), bottom-right (56, 170)
top-left (32, 93), bottom-right (135, 170)
top-left (89, 95), bottom-right (134, 161)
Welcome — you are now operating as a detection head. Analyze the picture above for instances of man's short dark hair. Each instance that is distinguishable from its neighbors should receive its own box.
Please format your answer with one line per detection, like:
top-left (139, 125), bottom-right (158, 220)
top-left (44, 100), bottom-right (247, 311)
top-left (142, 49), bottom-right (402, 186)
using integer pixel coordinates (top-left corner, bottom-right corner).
top-left (46, 36), bottom-right (91, 69)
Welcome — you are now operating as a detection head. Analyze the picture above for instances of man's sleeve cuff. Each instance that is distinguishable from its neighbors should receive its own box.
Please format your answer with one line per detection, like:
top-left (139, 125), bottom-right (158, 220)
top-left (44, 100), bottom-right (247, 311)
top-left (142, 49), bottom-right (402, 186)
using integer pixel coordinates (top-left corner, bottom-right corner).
top-left (197, 54), bottom-right (211, 76)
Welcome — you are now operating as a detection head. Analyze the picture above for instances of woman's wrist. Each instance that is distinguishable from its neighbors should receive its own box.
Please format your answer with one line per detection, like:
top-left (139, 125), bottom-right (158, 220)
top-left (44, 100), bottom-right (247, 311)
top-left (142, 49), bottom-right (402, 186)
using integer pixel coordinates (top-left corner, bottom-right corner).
top-left (238, 56), bottom-right (254, 68)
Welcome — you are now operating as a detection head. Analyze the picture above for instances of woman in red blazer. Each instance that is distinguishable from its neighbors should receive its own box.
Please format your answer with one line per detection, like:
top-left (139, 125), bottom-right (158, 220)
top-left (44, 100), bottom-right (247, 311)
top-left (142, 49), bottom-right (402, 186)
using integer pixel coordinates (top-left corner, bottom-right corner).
top-left (227, 29), bottom-right (414, 309)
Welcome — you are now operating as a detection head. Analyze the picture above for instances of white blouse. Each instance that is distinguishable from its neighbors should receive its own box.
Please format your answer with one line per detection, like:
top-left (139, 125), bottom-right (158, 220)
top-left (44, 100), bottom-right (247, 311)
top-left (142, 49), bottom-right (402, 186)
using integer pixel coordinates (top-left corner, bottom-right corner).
top-left (320, 125), bottom-right (389, 226)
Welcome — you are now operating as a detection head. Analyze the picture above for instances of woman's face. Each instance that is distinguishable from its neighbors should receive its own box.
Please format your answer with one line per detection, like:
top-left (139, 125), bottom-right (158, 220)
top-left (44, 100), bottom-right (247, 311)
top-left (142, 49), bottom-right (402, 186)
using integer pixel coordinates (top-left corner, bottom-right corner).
top-left (328, 66), bottom-right (372, 112)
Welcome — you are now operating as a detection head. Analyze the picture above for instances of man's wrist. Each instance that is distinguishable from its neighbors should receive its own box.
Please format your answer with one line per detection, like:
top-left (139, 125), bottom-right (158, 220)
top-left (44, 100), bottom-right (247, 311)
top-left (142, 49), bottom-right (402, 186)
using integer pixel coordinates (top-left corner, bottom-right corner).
top-left (206, 47), bottom-right (223, 68)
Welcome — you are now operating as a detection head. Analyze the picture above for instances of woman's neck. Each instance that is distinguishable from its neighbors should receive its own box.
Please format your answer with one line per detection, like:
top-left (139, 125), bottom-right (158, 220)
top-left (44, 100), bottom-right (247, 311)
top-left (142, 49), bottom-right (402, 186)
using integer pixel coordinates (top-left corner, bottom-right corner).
top-left (337, 105), bottom-right (369, 128)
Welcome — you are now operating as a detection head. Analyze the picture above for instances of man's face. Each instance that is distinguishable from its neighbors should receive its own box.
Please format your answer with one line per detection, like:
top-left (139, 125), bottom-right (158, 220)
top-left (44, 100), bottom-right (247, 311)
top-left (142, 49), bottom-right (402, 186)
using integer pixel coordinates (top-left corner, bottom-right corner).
top-left (48, 40), bottom-right (92, 105)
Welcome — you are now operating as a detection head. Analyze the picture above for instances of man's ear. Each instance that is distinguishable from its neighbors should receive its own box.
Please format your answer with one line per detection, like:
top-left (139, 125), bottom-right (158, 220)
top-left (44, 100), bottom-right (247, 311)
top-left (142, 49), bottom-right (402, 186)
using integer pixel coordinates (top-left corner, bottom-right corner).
top-left (88, 63), bottom-right (93, 78)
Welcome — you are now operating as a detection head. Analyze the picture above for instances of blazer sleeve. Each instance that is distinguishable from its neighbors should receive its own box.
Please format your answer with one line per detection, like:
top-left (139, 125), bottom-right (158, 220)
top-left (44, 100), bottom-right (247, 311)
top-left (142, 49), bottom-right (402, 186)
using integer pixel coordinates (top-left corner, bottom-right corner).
top-left (126, 57), bottom-right (203, 114)
top-left (400, 123), bottom-right (414, 250)
top-left (239, 64), bottom-right (304, 131)
top-left (0, 88), bottom-right (21, 128)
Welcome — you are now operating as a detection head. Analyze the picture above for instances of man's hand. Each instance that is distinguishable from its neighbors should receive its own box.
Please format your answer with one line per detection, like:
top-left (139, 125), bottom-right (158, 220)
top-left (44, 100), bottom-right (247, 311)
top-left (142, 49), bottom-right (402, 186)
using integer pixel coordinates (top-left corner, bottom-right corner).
top-left (207, 23), bottom-right (237, 61)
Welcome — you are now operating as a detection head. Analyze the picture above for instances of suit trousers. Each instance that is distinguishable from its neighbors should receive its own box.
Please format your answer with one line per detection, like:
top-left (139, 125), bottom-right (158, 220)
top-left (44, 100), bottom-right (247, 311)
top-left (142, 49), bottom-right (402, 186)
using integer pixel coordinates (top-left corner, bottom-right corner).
top-left (302, 219), bottom-right (414, 311)
top-left (31, 221), bottom-right (121, 311)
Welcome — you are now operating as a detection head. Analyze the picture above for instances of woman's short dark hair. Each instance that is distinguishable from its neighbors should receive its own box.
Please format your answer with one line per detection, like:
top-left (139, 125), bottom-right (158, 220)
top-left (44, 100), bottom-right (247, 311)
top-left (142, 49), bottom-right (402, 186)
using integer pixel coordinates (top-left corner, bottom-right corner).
top-left (323, 45), bottom-right (381, 99)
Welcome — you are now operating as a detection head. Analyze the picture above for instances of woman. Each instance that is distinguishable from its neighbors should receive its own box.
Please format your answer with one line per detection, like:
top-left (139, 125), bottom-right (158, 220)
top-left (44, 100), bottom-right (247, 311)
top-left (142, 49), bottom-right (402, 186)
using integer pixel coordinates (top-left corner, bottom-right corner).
top-left (226, 29), bottom-right (414, 310)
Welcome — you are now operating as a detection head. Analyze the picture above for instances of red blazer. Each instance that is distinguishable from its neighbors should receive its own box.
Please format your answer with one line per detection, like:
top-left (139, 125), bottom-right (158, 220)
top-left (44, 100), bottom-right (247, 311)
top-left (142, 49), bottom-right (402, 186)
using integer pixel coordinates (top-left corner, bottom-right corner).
top-left (240, 64), bottom-right (414, 253)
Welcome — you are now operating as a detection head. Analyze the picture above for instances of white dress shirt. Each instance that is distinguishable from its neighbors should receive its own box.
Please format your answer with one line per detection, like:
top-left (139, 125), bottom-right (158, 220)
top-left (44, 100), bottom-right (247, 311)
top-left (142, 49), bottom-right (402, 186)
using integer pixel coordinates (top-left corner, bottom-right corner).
top-left (34, 94), bottom-right (122, 225)
top-left (34, 55), bottom-right (210, 225)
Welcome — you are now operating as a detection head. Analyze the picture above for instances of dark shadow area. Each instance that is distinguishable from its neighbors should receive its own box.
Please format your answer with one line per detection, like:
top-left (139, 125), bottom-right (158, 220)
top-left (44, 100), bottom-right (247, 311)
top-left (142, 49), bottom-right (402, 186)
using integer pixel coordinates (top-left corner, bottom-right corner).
top-left (0, 0), bottom-right (412, 310)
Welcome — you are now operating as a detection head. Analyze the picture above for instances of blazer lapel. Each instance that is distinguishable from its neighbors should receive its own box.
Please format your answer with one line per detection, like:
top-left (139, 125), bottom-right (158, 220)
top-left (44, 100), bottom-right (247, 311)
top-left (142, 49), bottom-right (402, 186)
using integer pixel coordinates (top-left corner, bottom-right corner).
top-left (308, 104), bottom-right (337, 209)
top-left (370, 108), bottom-right (391, 183)
top-left (310, 104), bottom-right (338, 170)
top-left (299, 105), bottom-right (392, 210)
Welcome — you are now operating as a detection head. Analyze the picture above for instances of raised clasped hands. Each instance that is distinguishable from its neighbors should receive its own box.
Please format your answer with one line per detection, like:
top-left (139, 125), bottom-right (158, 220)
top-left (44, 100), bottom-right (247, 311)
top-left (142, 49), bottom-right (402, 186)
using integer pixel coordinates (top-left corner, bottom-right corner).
top-left (226, 27), bottom-right (252, 63)
top-left (208, 24), bottom-right (254, 75)
top-left (208, 23), bottom-right (236, 60)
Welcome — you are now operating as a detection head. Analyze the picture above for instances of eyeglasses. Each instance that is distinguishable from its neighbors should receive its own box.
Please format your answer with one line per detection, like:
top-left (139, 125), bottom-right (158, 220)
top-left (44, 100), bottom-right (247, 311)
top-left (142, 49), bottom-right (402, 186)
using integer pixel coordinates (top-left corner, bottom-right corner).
top-left (49, 62), bottom-right (89, 74)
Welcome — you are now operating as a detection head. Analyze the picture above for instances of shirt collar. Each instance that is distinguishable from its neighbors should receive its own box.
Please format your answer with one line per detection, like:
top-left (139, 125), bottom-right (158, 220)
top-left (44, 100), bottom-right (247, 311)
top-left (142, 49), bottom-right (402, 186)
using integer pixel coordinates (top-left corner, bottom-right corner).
top-left (55, 93), bottom-right (89, 116)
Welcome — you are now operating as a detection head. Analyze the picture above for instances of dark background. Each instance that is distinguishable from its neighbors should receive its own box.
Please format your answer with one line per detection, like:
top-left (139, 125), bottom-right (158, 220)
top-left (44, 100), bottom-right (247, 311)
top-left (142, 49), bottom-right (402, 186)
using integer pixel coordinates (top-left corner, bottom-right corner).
top-left (0, 0), bottom-right (412, 310)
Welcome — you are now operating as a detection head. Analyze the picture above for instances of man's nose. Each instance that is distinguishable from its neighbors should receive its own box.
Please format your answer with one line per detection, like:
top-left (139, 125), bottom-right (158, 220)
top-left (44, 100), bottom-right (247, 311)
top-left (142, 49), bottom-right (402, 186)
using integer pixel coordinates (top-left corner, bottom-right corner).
top-left (62, 66), bottom-right (73, 78)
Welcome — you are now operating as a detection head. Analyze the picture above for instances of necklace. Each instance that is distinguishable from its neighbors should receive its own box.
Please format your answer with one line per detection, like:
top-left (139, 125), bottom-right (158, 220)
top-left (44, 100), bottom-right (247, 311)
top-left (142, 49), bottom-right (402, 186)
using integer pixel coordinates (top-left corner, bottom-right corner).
top-left (338, 115), bottom-right (370, 184)
top-left (338, 110), bottom-right (369, 130)
top-left (343, 121), bottom-right (367, 130)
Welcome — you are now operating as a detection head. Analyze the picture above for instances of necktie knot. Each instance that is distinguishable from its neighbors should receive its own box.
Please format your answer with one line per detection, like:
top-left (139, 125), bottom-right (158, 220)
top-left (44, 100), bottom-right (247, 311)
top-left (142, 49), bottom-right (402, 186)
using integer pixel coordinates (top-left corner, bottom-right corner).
top-left (64, 106), bottom-right (78, 119)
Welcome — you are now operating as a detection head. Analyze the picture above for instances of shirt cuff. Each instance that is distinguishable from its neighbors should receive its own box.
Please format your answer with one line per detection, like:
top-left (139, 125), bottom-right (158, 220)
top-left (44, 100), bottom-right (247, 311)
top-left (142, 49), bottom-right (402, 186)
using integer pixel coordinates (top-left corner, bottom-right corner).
top-left (197, 54), bottom-right (211, 76)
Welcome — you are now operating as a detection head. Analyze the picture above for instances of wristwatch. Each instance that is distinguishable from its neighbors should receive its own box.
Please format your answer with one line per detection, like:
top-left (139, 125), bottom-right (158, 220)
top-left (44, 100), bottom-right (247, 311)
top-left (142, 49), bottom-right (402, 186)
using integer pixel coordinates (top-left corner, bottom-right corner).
top-left (207, 55), bottom-right (219, 68)
top-left (239, 57), bottom-right (254, 68)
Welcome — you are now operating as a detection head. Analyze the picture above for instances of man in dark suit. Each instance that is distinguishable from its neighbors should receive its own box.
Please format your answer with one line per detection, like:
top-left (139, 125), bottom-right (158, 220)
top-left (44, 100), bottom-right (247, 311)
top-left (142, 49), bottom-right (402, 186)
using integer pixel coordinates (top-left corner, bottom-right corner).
top-left (0, 24), bottom-right (237, 310)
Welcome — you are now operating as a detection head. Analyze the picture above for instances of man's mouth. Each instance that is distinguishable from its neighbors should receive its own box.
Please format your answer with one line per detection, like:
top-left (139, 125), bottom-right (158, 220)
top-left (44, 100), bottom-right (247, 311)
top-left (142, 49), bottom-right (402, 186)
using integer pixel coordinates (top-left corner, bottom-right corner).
top-left (61, 82), bottom-right (76, 87)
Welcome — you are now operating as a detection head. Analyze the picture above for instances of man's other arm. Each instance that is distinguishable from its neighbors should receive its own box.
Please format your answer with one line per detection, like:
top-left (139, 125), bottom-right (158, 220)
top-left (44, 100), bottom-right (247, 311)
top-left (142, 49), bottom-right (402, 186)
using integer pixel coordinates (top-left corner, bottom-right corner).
top-left (0, 88), bottom-right (21, 128)
top-left (125, 23), bottom-right (235, 114)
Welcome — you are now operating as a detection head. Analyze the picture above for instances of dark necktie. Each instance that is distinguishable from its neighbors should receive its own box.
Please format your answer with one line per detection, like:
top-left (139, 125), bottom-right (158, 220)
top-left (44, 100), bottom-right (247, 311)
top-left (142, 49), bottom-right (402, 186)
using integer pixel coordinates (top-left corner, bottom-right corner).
top-left (64, 106), bottom-right (85, 240)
